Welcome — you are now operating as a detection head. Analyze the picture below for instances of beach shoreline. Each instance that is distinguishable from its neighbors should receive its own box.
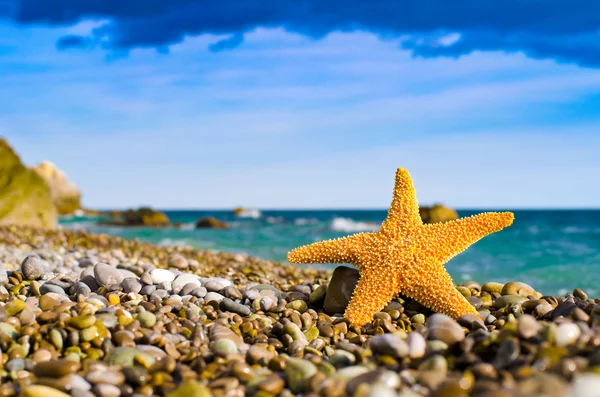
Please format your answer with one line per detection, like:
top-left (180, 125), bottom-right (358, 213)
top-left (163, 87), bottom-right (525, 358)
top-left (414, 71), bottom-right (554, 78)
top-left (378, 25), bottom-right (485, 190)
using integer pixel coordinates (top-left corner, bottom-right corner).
top-left (0, 225), bottom-right (597, 396)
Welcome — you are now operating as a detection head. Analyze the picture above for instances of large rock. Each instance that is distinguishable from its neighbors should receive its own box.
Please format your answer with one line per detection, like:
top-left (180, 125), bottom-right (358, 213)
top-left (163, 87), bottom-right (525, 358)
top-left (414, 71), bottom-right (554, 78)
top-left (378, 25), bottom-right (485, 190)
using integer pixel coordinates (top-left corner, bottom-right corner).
top-left (104, 207), bottom-right (170, 227)
top-left (33, 161), bottom-right (81, 215)
top-left (195, 217), bottom-right (228, 229)
top-left (419, 204), bottom-right (458, 224)
top-left (324, 266), bottom-right (360, 315)
top-left (0, 138), bottom-right (57, 228)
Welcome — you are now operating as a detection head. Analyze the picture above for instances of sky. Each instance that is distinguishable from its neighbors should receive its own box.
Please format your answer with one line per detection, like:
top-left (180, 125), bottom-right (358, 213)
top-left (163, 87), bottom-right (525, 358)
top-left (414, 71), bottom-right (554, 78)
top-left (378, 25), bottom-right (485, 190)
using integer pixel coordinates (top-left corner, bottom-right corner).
top-left (1, 2), bottom-right (599, 209)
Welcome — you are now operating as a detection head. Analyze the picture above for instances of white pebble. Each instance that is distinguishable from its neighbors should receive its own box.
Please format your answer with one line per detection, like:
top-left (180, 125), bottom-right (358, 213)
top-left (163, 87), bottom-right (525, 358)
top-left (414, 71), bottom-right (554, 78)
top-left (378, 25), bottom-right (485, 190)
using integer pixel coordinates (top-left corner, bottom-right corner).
top-left (555, 322), bottom-right (581, 347)
top-left (150, 269), bottom-right (176, 284)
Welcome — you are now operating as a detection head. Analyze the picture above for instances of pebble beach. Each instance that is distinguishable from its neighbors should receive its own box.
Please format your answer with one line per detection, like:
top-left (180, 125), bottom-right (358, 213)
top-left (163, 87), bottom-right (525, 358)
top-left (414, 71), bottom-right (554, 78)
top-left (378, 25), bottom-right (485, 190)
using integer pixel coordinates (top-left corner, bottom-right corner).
top-left (0, 225), bottom-right (599, 397)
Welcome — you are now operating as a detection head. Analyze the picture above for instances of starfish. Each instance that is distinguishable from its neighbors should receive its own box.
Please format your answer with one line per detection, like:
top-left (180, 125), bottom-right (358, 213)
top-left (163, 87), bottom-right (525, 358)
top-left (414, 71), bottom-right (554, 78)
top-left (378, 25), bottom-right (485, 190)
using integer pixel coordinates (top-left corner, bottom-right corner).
top-left (287, 168), bottom-right (514, 326)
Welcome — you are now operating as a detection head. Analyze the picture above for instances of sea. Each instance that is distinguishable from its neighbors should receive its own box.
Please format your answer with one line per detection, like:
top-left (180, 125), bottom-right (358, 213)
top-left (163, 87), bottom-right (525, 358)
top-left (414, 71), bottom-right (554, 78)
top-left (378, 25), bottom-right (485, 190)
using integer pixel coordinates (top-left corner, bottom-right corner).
top-left (60, 209), bottom-right (600, 297)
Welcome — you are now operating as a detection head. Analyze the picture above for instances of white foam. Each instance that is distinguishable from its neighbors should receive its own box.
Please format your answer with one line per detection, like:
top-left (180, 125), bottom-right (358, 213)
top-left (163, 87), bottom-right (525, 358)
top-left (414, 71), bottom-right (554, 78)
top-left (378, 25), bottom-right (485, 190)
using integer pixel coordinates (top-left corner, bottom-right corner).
top-left (294, 217), bottom-right (318, 225)
top-left (235, 209), bottom-right (262, 219)
top-left (158, 238), bottom-right (192, 248)
top-left (330, 217), bottom-right (379, 232)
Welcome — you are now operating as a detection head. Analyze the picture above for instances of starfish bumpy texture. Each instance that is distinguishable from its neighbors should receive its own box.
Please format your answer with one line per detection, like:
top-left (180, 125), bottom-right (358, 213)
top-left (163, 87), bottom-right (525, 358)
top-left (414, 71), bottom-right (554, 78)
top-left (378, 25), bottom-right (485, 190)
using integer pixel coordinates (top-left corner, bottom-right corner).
top-left (288, 168), bottom-right (514, 326)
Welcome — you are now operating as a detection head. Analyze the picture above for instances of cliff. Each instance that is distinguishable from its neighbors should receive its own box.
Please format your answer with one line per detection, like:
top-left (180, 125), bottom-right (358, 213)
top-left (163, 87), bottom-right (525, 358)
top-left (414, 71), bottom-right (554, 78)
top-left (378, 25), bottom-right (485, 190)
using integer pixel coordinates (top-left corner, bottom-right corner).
top-left (34, 160), bottom-right (82, 215)
top-left (0, 139), bottom-right (57, 228)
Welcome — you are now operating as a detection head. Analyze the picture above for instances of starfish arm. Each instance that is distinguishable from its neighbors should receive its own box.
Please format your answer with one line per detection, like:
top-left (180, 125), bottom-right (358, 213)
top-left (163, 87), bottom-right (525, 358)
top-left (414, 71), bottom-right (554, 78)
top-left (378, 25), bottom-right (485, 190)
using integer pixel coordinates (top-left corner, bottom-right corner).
top-left (345, 267), bottom-right (399, 326)
top-left (400, 265), bottom-right (480, 319)
top-left (287, 232), bottom-right (375, 265)
top-left (380, 168), bottom-right (422, 236)
top-left (421, 211), bottom-right (514, 262)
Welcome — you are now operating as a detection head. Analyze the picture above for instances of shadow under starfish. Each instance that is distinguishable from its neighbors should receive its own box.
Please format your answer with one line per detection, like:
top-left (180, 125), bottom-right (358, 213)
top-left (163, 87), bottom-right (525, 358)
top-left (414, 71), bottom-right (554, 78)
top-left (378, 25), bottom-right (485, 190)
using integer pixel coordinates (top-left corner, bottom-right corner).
top-left (288, 167), bottom-right (514, 326)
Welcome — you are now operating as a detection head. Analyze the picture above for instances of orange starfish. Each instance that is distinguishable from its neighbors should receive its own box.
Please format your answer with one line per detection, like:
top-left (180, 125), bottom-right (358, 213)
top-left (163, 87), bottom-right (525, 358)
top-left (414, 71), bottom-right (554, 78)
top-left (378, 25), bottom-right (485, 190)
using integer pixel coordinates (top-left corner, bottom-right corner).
top-left (287, 168), bottom-right (514, 326)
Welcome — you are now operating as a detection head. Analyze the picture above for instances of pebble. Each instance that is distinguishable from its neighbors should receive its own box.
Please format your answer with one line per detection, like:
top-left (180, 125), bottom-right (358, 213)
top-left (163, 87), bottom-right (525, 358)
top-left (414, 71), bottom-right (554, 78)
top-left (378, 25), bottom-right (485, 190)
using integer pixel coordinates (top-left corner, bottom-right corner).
top-left (137, 311), bottom-right (157, 328)
top-left (323, 266), bottom-right (360, 314)
top-left (220, 298), bottom-right (251, 316)
top-left (121, 277), bottom-right (142, 294)
top-left (285, 357), bottom-right (317, 393)
top-left (204, 292), bottom-right (225, 302)
top-left (21, 255), bottom-right (48, 280)
top-left (407, 332), bottom-right (426, 358)
top-left (94, 263), bottom-right (125, 287)
top-left (518, 314), bottom-right (541, 339)
top-left (555, 322), bottom-right (581, 347)
top-left (168, 254), bottom-right (189, 270)
top-left (150, 269), bottom-right (175, 284)
top-left (370, 333), bottom-right (409, 359)
top-left (427, 313), bottom-right (465, 344)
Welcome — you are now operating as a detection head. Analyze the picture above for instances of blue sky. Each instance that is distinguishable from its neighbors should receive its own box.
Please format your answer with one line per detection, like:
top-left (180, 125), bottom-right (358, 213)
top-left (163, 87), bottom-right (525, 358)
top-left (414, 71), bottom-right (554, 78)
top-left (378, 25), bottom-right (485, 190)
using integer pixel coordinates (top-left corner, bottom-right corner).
top-left (1, 2), bottom-right (600, 209)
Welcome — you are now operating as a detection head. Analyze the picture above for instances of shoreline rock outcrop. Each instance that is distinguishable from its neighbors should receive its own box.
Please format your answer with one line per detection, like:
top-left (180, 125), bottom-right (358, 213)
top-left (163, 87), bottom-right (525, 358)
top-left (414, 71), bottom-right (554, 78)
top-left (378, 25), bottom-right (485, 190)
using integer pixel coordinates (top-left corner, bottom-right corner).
top-left (0, 138), bottom-right (57, 228)
top-left (33, 160), bottom-right (82, 215)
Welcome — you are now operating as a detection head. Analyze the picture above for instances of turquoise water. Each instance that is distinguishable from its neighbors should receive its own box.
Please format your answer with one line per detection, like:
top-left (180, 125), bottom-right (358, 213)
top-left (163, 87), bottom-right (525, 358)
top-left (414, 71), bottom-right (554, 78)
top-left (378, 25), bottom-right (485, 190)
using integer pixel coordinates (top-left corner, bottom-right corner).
top-left (61, 210), bottom-right (600, 296)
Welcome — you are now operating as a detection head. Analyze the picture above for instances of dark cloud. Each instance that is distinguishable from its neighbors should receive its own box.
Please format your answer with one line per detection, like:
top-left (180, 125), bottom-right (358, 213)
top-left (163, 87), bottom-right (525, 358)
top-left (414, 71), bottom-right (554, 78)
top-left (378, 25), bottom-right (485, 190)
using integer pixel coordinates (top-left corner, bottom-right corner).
top-left (55, 34), bottom-right (92, 50)
top-left (6, 0), bottom-right (600, 66)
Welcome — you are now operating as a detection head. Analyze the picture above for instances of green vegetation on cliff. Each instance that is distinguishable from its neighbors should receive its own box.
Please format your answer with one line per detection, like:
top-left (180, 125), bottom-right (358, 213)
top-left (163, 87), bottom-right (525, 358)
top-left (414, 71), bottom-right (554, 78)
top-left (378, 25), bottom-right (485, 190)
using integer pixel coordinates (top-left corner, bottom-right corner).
top-left (0, 138), bottom-right (57, 228)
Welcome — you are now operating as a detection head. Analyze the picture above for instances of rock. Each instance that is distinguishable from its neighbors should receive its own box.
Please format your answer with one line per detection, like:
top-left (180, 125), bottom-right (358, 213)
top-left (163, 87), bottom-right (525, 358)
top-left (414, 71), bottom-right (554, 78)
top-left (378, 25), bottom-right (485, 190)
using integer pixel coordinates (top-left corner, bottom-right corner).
top-left (104, 347), bottom-right (156, 368)
top-left (205, 292), bottom-right (225, 302)
top-left (493, 295), bottom-right (528, 309)
top-left (166, 383), bottom-right (212, 397)
top-left (0, 262), bottom-right (7, 283)
top-left (427, 313), bottom-right (465, 345)
top-left (173, 274), bottom-right (200, 291)
top-left (4, 298), bottom-right (26, 316)
top-left (150, 269), bottom-right (175, 284)
top-left (137, 311), bottom-right (157, 328)
top-left (417, 355), bottom-right (448, 389)
top-left (285, 357), bottom-right (317, 393)
top-left (195, 217), bottom-right (228, 229)
top-left (309, 285), bottom-right (327, 304)
top-left (121, 277), bottom-right (142, 294)
top-left (105, 207), bottom-right (170, 227)
top-left (33, 160), bottom-right (81, 215)
top-left (0, 138), bottom-right (57, 228)
top-left (220, 298), bottom-right (251, 316)
top-left (555, 322), bottom-right (581, 347)
top-left (518, 314), bottom-right (541, 339)
top-left (20, 385), bottom-right (70, 397)
top-left (501, 281), bottom-right (536, 296)
top-left (407, 332), bottom-right (426, 359)
top-left (482, 282), bottom-right (504, 294)
top-left (21, 255), bottom-right (48, 280)
top-left (94, 263), bottom-right (125, 287)
top-left (370, 333), bottom-right (409, 359)
top-left (211, 338), bottom-right (238, 355)
top-left (324, 266), bottom-right (360, 315)
top-left (33, 360), bottom-right (80, 377)
top-left (419, 204), bottom-right (458, 224)
top-left (573, 374), bottom-right (600, 397)
top-left (168, 254), bottom-right (189, 269)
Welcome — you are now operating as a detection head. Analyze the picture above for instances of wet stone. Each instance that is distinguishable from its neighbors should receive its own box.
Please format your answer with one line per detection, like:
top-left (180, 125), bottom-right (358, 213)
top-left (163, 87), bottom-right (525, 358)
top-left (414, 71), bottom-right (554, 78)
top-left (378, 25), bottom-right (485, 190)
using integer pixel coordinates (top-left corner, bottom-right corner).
top-left (21, 255), bottom-right (49, 280)
top-left (370, 333), bottom-right (409, 359)
top-left (324, 266), bottom-right (360, 315)
top-left (220, 298), bottom-right (251, 316)
top-left (94, 263), bottom-right (125, 287)
top-left (427, 313), bottom-right (465, 345)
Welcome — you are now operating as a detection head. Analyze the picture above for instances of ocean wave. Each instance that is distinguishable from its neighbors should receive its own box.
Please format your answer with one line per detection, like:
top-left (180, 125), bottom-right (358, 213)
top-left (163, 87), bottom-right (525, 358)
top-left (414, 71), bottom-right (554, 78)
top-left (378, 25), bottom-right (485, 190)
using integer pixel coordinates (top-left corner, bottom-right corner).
top-left (563, 226), bottom-right (600, 234)
top-left (294, 217), bottom-right (319, 226)
top-left (266, 216), bottom-right (284, 224)
top-left (235, 209), bottom-right (262, 219)
top-left (178, 223), bottom-right (196, 230)
top-left (330, 217), bottom-right (379, 232)
top-left (157, 238), bottom-right (193, 248)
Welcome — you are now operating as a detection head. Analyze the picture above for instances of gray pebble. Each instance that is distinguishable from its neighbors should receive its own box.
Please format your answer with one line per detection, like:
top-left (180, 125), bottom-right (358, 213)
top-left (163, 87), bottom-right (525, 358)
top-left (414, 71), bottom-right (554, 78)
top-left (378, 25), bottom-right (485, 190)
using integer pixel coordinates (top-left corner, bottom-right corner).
top-left (191, 287), bottom-right (207, 298)
top-left (370, 333), bottom-right (409, 359)
top-left (204, 280), bottom-right (225, 292)
top-left (205, 292), bottom-right (225, 302)
top-left (121, 278), bottom-right (142, 294)
top-left (220, 298), bottom-right (251, 316)
top-left (21, 255), bottom-right (48, 280)
top-left (40, 284), bottom-right (66, 295)
top-left (140, 285), bottom-right (156, 296)
top-left (94, 263), bottom-right (125, 287)
top-left (427, 313), bottom-right (465, 345)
